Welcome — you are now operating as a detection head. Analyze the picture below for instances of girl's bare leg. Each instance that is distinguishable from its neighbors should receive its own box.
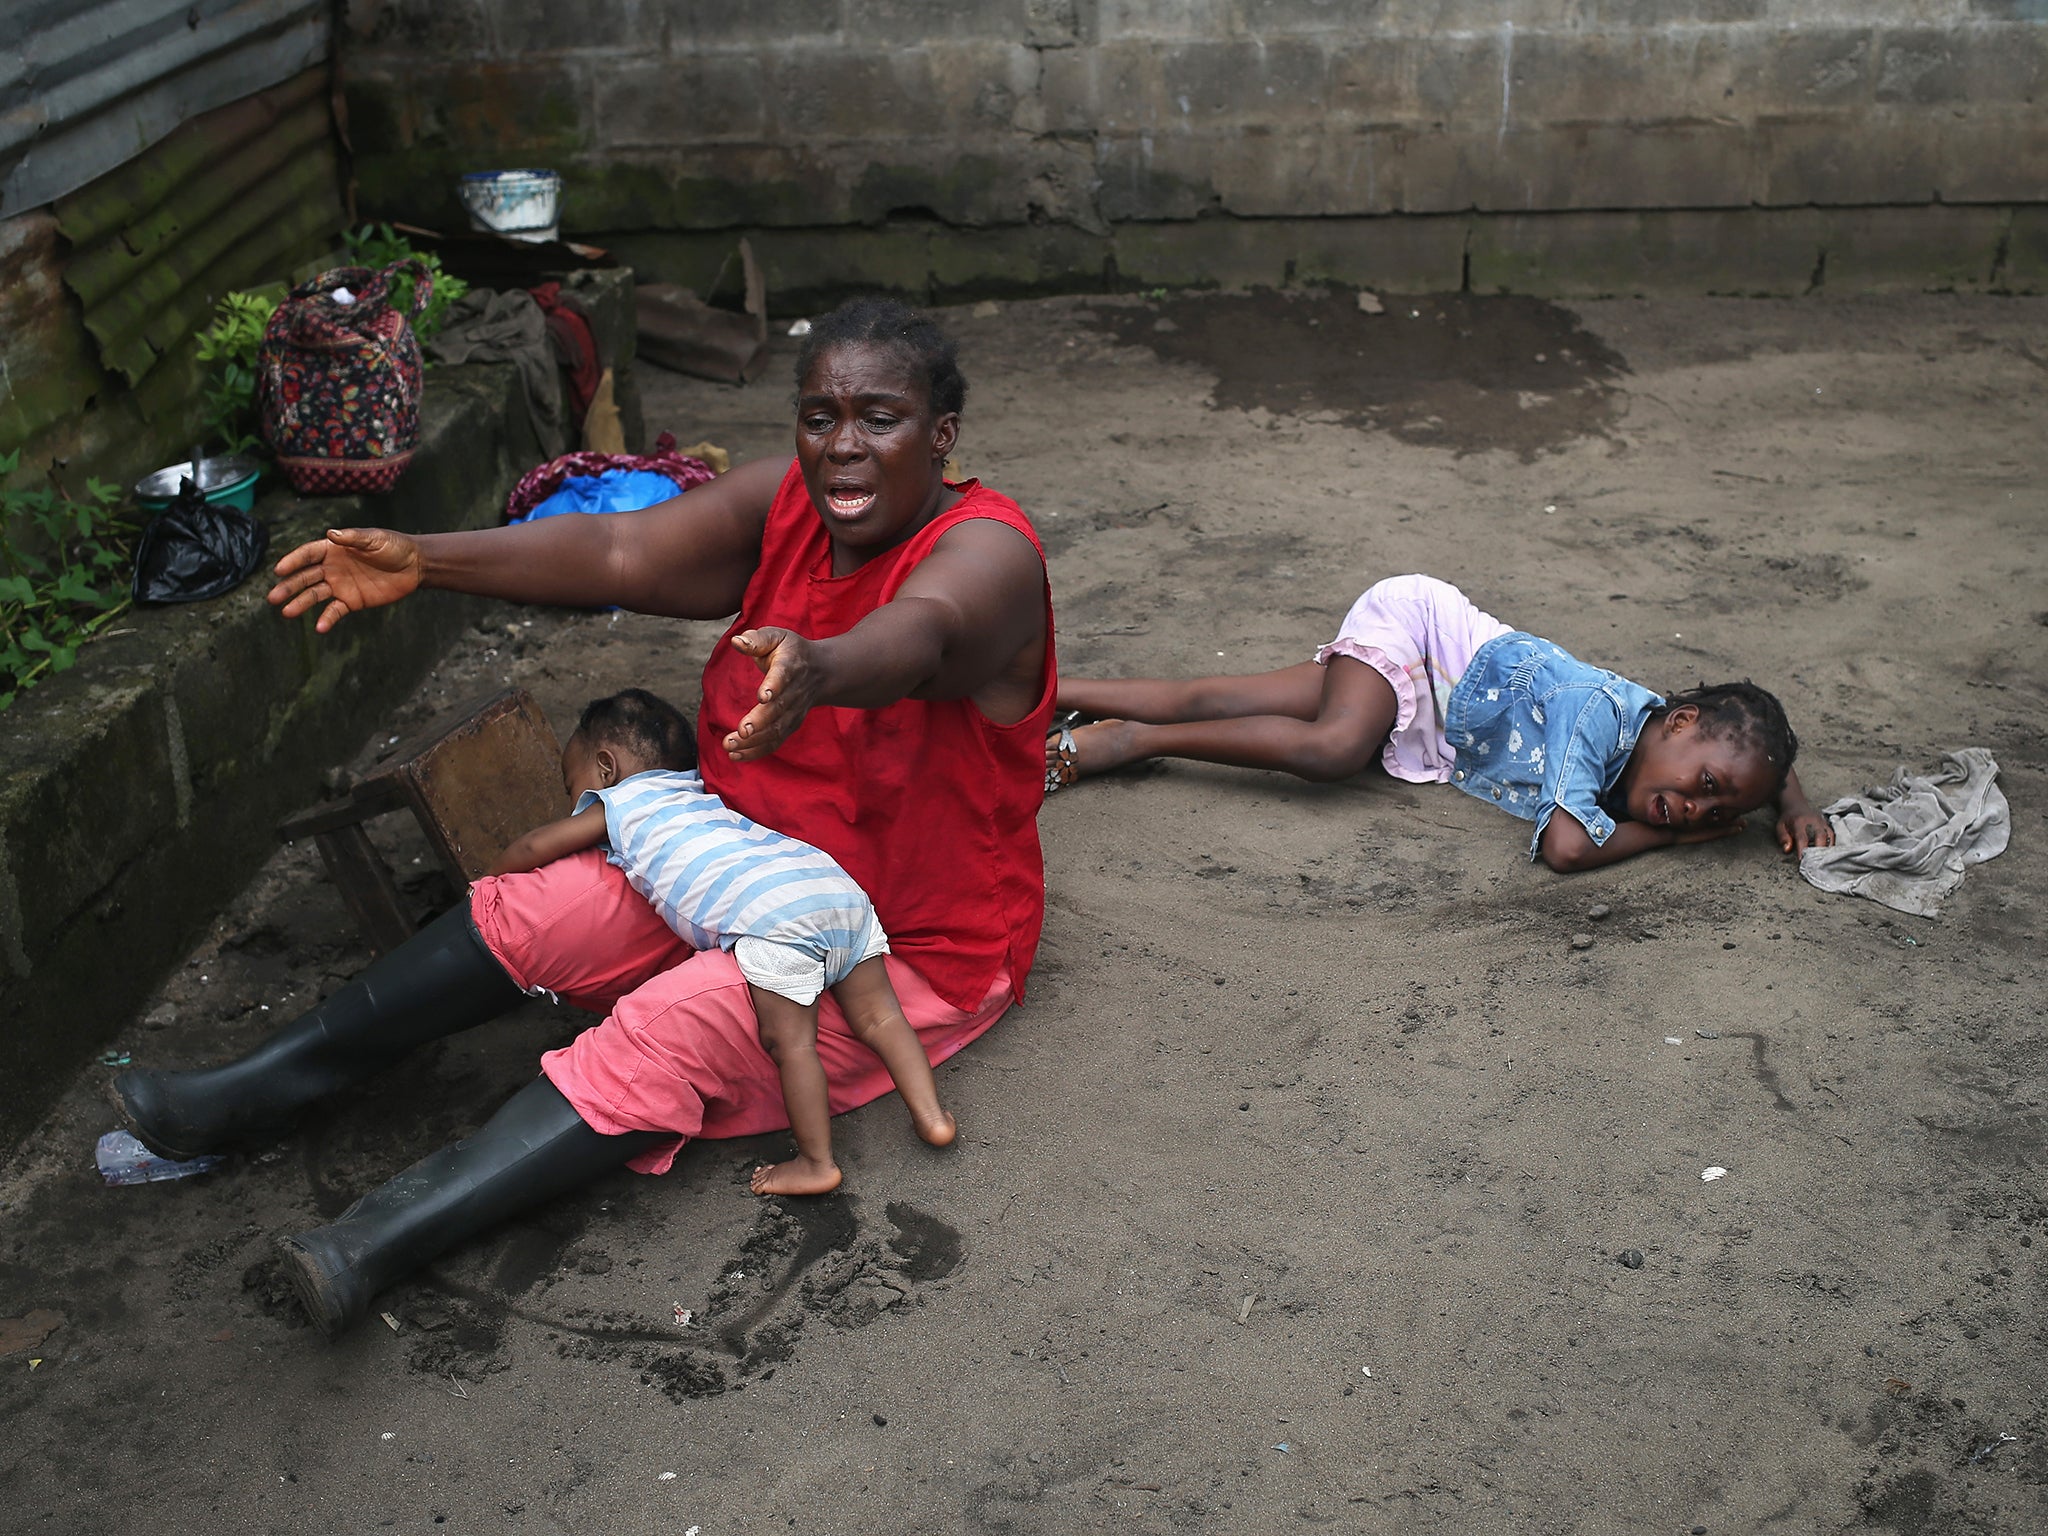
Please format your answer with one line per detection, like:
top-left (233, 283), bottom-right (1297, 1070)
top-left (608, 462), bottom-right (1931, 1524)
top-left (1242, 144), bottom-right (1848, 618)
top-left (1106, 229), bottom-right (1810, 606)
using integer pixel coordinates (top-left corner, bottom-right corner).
top-left (748, 985), bottom-right (843, 1196)
top-left (1060, 661), bottom-right (1326, 726)
top-left (829, 957), bottom-right (956, 1148)
top-left (1056, 656), bottom-right (1398, 783)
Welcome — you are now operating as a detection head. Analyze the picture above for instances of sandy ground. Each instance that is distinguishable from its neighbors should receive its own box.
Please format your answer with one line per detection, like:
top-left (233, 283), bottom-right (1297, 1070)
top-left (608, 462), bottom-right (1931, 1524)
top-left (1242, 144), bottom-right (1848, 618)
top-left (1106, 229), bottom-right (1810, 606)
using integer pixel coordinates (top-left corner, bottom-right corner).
top-left (1, 291), bottom-right (2043, 1536)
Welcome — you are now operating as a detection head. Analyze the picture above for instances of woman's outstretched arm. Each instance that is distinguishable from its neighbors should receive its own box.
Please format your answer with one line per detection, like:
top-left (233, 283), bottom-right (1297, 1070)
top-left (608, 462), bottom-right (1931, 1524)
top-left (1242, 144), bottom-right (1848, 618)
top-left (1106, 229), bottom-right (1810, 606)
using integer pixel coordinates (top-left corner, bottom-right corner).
top-left (268, 457), bottom-right (787, 631)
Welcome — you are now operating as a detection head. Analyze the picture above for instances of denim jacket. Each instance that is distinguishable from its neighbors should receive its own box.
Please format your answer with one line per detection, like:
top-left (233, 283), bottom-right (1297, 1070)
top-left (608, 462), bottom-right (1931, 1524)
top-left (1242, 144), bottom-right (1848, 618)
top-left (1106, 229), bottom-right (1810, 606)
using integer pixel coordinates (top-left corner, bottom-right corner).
top-left (1443, 633), bottom-right (1662, 858)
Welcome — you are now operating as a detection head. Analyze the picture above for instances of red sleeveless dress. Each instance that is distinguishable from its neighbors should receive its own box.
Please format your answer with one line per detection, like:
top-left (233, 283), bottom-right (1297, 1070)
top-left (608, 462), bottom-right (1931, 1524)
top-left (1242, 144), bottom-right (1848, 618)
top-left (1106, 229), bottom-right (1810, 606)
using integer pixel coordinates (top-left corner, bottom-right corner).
top-left (501, 460), bottom-right (1055, 1168)
top-left (695, 460), bottom-right (1055, 1009)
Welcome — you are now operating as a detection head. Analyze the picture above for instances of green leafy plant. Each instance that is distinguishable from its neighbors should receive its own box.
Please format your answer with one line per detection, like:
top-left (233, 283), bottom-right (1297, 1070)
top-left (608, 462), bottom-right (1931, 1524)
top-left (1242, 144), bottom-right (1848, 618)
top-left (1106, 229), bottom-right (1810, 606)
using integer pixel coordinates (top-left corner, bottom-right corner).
top-left (0, 450), bottom-right (138, 710)
top-left (194, 288), bottom-right (279, 457)
top-left (343, 223), bottom-right (469, 348)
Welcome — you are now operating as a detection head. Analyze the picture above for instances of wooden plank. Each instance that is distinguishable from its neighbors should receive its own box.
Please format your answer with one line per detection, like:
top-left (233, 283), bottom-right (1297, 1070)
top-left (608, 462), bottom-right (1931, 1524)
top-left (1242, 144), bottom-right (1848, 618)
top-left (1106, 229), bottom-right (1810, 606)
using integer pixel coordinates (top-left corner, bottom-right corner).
top-left (313, 824), bottom-right (413, 958)
top-left (402, 690), bottom-right (567, 883)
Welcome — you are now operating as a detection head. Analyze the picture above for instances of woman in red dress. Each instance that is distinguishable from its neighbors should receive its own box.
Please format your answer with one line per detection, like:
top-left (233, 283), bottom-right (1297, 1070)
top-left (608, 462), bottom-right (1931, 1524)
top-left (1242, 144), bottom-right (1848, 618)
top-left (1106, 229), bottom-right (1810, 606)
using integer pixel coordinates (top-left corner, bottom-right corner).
top-left (115, 299), bottom-right (1055, 1337)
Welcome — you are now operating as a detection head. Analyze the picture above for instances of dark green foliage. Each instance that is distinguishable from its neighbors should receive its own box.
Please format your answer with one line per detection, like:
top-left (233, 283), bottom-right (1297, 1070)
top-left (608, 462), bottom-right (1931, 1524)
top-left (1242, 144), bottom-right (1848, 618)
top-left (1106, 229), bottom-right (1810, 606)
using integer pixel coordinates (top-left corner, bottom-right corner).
top-left (343, 223), bottom-right (470, 348)
top-left (194, 288), bottom-right (281, 457)
top-left (0, 449), bottom-right (139, 710)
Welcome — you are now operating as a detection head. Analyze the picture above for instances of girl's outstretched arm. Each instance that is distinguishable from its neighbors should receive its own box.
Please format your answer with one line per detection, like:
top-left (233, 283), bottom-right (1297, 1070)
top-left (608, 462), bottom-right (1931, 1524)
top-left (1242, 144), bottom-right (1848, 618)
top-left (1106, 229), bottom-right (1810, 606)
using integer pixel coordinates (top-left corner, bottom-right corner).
top-left (1774, 767), bottom-right (1834, 855)
top-left (1538, 811), bottom-right (1742, 873)
top-left (489, 805), bottom-right (609, 877)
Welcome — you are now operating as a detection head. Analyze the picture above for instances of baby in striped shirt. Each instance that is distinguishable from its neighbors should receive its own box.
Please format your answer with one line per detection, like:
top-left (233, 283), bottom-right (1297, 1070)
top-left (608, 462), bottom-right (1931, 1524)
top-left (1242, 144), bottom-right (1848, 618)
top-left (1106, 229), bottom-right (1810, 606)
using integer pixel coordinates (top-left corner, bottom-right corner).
top-left (490, 688), bottom-right (956, 1196)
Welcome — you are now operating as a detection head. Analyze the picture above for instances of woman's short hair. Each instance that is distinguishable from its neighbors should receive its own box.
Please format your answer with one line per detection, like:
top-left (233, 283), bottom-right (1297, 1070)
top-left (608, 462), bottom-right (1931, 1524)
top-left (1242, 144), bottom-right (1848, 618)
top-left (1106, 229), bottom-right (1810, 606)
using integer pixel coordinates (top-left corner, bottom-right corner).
top-left (795, 296), bottom-right (967, 417)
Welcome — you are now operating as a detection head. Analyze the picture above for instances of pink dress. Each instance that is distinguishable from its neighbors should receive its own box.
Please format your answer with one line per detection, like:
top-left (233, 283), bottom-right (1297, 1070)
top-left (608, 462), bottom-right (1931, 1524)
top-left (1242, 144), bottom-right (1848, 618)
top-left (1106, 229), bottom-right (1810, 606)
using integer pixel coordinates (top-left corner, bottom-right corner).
top-left (1313, 574), bottom-right (1511, 784)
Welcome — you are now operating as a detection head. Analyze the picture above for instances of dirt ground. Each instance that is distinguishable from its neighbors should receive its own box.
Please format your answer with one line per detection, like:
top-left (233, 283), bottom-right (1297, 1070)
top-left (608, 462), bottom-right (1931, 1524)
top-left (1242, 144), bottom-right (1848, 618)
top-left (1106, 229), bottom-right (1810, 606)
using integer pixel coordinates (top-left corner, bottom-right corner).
top-left (2, 290), bottom-right (2044, 1535)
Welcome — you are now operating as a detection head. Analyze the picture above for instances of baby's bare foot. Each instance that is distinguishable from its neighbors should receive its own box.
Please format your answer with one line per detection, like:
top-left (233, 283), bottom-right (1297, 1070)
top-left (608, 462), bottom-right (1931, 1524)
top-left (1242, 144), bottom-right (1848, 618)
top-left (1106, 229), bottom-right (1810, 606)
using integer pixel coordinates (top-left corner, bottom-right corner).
top-left (914, 1108), bottom-right (958, 1147)
top-left (750, 1155), bottom-right (842, 1196)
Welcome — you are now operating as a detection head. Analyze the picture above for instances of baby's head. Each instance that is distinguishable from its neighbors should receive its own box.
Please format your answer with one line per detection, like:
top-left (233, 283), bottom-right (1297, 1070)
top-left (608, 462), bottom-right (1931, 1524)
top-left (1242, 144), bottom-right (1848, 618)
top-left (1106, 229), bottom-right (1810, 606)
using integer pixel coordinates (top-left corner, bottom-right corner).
top-left (562, 688), bottom-right (696, 799)
top-left (1620, 681), bottom-right (1797, 832)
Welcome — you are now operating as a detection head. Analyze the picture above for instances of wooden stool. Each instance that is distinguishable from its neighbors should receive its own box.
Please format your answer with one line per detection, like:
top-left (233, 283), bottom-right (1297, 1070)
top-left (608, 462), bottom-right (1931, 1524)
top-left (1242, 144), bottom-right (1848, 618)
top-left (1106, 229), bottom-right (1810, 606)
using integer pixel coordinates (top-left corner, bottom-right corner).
top-left (278, 688), bottom-right (567, 954)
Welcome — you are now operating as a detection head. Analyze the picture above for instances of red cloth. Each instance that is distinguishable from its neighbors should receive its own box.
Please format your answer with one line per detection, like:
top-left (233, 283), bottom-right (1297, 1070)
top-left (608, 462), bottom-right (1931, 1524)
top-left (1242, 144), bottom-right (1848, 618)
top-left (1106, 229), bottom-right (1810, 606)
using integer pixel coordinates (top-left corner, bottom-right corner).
top-left (527, 281), bottom-right (602, 422)
top-left (697, 461), bottom-right (1056, 1010)
top-left (471, 851), bottom-right (1012, 1174)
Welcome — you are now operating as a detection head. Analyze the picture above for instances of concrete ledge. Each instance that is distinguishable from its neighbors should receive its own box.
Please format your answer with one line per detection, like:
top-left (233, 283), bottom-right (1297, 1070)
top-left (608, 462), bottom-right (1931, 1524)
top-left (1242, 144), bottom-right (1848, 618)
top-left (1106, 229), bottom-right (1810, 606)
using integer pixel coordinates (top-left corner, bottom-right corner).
top-left (0, 266), bottom-right (640, 1152)
top-left (602, 205), bottom-right (2043, 313)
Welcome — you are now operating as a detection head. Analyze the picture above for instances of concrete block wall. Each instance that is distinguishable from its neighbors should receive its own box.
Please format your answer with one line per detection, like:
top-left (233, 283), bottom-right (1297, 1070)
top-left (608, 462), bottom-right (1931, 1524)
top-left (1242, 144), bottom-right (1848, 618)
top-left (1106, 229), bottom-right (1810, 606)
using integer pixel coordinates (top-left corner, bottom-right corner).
top-left (345, 1), bottom-right (2048, 300)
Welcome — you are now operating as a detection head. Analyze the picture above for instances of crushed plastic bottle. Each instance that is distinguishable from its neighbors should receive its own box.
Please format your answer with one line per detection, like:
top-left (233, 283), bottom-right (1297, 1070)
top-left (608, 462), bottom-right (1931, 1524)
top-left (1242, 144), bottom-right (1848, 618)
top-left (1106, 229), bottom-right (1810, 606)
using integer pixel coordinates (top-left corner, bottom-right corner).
top-left (95, 1129), bottom-right (222, 1186)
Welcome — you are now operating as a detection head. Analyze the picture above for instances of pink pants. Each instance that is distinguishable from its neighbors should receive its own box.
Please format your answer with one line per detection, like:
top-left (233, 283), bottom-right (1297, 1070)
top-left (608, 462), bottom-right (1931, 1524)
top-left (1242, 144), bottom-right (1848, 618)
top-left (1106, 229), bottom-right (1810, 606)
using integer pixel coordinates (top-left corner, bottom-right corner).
top-left (469, 851), bottom-right (1015, 1174)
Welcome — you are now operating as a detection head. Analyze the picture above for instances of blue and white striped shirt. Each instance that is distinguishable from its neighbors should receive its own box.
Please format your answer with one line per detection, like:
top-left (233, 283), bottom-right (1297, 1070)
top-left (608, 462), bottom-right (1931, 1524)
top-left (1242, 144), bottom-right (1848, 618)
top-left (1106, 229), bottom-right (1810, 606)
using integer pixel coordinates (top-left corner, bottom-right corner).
top-left (583, 769), bottom-right (886, 983)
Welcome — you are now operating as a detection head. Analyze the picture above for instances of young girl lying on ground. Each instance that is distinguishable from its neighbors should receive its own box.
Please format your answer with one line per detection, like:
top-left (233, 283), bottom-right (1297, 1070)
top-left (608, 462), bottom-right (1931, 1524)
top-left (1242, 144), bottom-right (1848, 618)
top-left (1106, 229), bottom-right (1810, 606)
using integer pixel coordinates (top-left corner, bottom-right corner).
top-left (1045, 574), bottom-right (1834, 872)
top-left (493, 688), bottom-right (956, 1194)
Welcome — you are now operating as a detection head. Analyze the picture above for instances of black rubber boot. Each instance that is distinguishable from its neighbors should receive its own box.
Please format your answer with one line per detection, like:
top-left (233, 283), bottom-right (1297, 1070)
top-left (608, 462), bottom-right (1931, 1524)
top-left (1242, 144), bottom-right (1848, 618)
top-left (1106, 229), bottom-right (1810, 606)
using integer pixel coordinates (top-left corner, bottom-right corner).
top-left (114, 904), bottom-right (526, 1161)
top-left (277, 1076), bottom-right (665, 1338)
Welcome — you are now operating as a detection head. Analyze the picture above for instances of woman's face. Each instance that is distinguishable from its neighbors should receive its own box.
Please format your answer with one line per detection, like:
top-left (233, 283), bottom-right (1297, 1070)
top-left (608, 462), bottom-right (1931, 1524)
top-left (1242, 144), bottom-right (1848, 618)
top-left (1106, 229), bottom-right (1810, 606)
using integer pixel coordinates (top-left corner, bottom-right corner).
top-left (794, 341), bottom-right (958, 558)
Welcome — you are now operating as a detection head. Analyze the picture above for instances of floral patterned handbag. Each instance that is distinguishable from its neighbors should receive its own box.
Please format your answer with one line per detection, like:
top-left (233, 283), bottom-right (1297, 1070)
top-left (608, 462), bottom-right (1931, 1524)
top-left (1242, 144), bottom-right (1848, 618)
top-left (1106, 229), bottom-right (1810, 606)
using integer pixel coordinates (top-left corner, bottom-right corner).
top-left (258, 259), bottom-right (431, 494)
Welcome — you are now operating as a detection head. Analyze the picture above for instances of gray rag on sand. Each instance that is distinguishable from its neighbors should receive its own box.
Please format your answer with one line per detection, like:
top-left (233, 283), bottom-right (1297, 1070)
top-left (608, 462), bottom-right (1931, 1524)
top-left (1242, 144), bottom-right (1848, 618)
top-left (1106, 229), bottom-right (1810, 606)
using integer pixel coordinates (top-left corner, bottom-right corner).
top-left (426, 289), bottom-right (565, 459)
top-left (1799, 748), bottom-right (2009, 917)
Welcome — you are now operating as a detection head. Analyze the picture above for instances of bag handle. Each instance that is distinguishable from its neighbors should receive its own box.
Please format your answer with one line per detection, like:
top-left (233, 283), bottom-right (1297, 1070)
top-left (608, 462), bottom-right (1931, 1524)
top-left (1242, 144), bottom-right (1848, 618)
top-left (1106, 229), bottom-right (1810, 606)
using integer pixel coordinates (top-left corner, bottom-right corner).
top-left (381, 257), bottom-right (434, 323)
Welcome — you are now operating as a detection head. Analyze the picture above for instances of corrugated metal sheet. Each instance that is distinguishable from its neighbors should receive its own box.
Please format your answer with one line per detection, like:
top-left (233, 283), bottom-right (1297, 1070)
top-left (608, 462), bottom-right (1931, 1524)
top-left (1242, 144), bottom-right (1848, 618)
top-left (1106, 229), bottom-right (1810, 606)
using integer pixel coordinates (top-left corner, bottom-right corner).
top-left (53, 67), bottom-right (346, 387)
top-left (0, 0), bottom-right (329, 216)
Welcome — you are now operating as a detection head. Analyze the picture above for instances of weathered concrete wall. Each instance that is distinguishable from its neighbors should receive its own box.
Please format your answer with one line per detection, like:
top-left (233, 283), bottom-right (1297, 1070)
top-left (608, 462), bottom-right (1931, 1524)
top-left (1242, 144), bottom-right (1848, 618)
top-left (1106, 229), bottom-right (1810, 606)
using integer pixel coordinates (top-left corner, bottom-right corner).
top-left (0, 267), bottom-right (640, 1154)
top-left (346, 1), bottom-right (2048, 299)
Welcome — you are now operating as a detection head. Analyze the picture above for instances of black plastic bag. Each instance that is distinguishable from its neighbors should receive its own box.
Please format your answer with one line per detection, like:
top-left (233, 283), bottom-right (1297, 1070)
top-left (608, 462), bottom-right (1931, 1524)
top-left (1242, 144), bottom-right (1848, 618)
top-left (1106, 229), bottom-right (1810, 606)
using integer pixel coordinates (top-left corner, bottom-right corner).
top-left (131, 479), bottom-right (270, 604)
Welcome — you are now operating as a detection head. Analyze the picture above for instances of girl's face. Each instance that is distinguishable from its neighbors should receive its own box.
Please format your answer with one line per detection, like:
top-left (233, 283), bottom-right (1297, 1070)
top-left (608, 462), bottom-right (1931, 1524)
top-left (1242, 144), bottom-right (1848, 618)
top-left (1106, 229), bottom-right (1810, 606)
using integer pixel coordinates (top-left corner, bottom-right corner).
top-left (794, 342), bottom-right (959, 560)
top-left (1620, 707), bottom-right (1774, 831)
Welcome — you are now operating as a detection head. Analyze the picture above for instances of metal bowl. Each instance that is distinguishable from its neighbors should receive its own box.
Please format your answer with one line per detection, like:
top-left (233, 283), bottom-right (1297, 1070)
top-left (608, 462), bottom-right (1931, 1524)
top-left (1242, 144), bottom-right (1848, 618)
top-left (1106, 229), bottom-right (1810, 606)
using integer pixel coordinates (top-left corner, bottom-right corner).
top-left (135, 454), bottom-right (263, 508)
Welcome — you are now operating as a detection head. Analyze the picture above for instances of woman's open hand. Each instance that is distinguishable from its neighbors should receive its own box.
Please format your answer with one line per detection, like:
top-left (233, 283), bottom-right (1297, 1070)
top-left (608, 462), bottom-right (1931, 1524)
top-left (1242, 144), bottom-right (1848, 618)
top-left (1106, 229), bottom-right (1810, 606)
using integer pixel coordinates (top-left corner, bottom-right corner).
top-left (722, 627), bottom-right (828, 762)
top-left (268, 527), bottom-right (424, 632)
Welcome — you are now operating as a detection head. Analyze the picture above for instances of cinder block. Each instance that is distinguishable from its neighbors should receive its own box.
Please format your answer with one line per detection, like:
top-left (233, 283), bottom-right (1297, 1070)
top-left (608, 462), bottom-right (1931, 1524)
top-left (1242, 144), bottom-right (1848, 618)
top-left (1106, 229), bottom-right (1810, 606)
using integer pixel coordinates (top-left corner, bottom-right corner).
top-left (1938, 108), bottom-right (2048, 204)
top-left (1151, 37), bottom-right (1331, 125)
top-left (1411, 28), bottom-right (1509, 122)
top-left (1025, 0), bottom-right (1084, 49)
top-left (1873, 28), bottom-right (1969, 104)
top-left (0, 674), bottom-right (178, 960)
top-left (928, 223), bottom-right (1114, 299)
top-left (1405, 121), bottom-right (1753, 214)
top-left (1582, 0), bottom-right (1764, 21)
top-left (850, 151), bottom-right (1042, 226)
top-left (1112, 214), bottom-right (1466, 292)
top-left (564, 148), bottom-right (829, 230)
top-left (1092, 136), bottom-right (1218, 223)
top-left (1755, 113), bottom-right (1942, 205)
top-left (2001, 206), bottom-right (2048, 294)
top-left (597, 56), bottom-right (769, 147)
top-left (439, 62), bottom-right (593, 157)
top-left (838, 0), bottom-right (1029, 44)
top-left (487, 0), bottom-right (629, 53)
top-left (343, 0), bottom-right (489, 52)
top-left (1467, 209), bottom-right (1830, 298)
top-left (640, 0), bottom-right (840, 47)
top-left (1178, 128), bottom-right (1413, 218)
top-left (767, 42), bottom-right (1034, 144)
top-left (1759, 25), bottom-right (1876, 111)
top-left (1818, 205), bottom-right (2007, 292)
top-left (1497, 28), bottom-right (1745, 126)
top-left (747, 224), bottom-right (941, 310)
